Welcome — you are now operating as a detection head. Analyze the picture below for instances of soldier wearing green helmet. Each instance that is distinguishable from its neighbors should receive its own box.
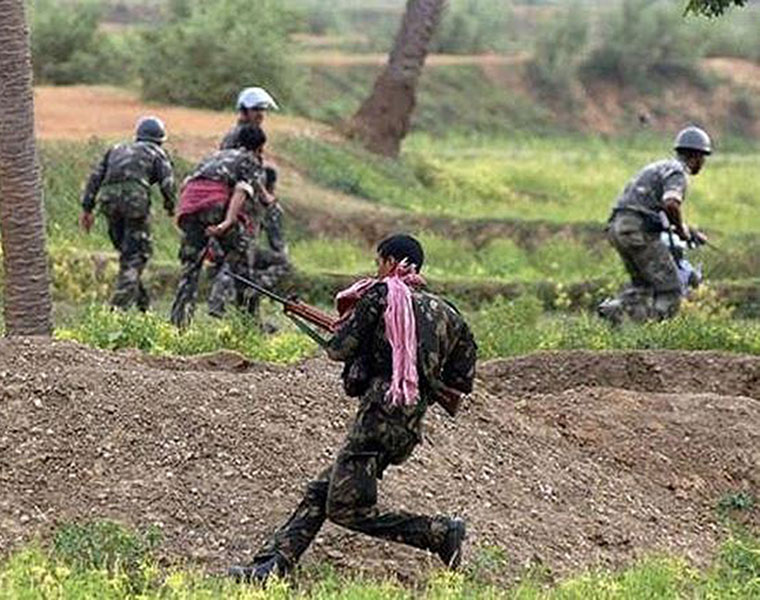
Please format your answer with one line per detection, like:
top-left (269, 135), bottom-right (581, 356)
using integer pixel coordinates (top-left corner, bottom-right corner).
top-left (598, 126), bottom-right (712, 325)
top-left (79, 116), bottom-right (176, 311)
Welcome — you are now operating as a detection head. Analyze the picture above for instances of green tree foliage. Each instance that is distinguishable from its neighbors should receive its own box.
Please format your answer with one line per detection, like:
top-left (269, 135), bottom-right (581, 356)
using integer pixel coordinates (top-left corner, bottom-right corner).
top-left (431, 0), bottom-right (513, 54)
top-left (139, 0), bottom-right (303, 109)
top-left (30, 0), bottom-right (135, 85)
top-left (582, 0), bottom-right (708, 91)
top-left (527, 4), bottom-right (589, 98)
top-left (685, 0), bottom-right (747, 16)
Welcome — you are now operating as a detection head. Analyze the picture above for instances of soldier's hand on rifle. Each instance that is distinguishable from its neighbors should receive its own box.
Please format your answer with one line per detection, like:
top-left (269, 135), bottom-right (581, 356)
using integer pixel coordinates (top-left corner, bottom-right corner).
top-left (79, 211), bottom-right (94, 233)
top-left (676, 223), bottom-right (691, 242)
top-left (690, 229), bottom-right (708, 247)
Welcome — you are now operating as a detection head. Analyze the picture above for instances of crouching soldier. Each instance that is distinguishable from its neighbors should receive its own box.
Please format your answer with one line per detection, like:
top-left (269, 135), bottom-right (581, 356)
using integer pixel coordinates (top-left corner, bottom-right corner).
top-left (79, 116), bottom-right (175, 311)
top-left (228, 234), bottom-right (477, 582)
top-left (169, 124), bottom-right (269, 328)
top-left (598, 126), bottom-right (712, 324)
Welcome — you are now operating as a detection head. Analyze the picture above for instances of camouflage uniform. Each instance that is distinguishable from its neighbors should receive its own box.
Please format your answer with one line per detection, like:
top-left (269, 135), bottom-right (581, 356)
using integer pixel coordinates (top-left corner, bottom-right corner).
top-left (251, 283), bottom-right (477, 571)
top-left (82, 141), bottom-right (175, 311)
top-left (169, 149), bottom-right (263, 327)
top-left (601, 158), bottom-right (689, 323)
top-left (220, 129), bottom-right (289, 313)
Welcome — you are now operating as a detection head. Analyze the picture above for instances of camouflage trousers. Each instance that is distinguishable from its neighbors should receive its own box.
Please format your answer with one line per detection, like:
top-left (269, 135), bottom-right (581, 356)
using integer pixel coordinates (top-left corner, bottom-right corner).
top-left (101, 188), bottom-right (152, 311)
top-left (227, 203), bottom-right (290, 317)
top-left (169, 207), bottom-right (248, 328)
top-left (602, 211), bottom-right (682, 323)
top-left (251, 379), bottom-right (449, 571)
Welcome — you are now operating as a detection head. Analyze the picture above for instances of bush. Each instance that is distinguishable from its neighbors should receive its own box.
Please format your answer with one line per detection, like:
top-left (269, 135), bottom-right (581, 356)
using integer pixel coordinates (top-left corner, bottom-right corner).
top-left (527, 4), bottom-right (589, 100)
top-left (53, 521), bottom-right (161, 592)
top-left (432, 0), bottom-right (513, 54)
top-left (55, 304), bottom-right (317, 364)
top-left (139, 0), bottom-right (303, 109)
top-left (31, 0), bottom-right (137, 85)
top-left (581, 0), bottom-right (710, 92)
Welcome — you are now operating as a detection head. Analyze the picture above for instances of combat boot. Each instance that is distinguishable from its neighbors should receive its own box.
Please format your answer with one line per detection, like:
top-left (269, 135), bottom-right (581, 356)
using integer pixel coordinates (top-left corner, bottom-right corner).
top-left (437, 517), bottom-right (466, 569)
top-left (228, 554), bottom-right (288, 584)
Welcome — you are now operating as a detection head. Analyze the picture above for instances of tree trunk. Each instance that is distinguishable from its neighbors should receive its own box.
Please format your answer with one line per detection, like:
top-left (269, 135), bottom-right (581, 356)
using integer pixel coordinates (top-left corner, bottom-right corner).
top-left (0, 0), bottom-right (53, 335)
top-left (348, 0), bottom-right (447, 158)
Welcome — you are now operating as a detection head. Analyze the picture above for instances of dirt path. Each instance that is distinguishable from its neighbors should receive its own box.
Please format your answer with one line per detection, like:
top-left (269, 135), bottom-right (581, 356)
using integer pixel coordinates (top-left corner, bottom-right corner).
top-left (294, 52), bottom-right (529, 67)
top-left (34, 85), bottom-right (337, 160)
top-left (1, 338), bottom-right (757, 582)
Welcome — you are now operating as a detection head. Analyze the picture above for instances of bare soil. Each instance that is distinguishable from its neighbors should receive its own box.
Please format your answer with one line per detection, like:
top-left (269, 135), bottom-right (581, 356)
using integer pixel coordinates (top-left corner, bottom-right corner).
top-left (1, 338), bottom-right (758, 582)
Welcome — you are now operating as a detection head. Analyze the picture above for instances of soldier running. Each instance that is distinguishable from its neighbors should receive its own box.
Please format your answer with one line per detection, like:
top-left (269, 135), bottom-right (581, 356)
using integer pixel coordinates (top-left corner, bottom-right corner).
top-left (169, 124), bottom-right (272, 328)
top-left (79, 116), bottom-right (175, 311)
top-left (220, 87), bottom-right (290, 316)
top-left (598, 126), bottom-right (712, 324)
top-left (228, 234), bottom-right (477, 582)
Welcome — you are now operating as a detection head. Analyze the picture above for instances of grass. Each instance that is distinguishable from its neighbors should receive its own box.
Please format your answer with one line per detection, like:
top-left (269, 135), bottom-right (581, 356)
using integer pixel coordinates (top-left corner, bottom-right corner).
top-left (50, 284), bottom-right (760, 365)
top-left (284, 132), bottom-right (760, 236)
top-left (291, 234), bottom-right (623, 284)
top-left (2, 521), bottom-right (760, 598)
top-left (469, 290), bottom-right (760, 360)
top-left (55, 304), bottom-right (318, 365)
top-left (25, 134), bottom-right (760, 364)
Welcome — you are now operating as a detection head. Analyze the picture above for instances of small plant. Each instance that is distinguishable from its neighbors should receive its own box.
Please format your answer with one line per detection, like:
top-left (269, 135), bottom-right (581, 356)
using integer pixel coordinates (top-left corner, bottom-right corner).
top-left (465, 544), bottom-right (509, 584)
top-left (52, 520), bottom-right (161, 592)
top-left (718, 491), bottom-right (756, 514)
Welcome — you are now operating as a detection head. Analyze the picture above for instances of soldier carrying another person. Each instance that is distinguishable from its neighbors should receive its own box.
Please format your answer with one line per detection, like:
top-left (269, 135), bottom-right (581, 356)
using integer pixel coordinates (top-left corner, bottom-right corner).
top-left (598, 126), bottom-right (712, 324)
top-left (169, 124), bottom-right (274, 328)
top-left (79, 116), bottom-right (175, 312)
top-left (228, 233), bottom-right (477, 583)
top-left (220, 86), bottom-right (290, 316)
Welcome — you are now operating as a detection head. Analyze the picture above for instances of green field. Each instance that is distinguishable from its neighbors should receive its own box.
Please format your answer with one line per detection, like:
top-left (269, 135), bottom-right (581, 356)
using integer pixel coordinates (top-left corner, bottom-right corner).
top-left (24, 130), bottom-right (760, 364)
top-left (2, 523), bottom-right (759, 599)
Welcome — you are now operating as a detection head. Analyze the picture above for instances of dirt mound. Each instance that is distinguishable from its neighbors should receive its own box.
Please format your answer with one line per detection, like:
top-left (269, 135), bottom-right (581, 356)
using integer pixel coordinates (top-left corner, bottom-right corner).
top-left (1, 338), bottom-right (758, 582)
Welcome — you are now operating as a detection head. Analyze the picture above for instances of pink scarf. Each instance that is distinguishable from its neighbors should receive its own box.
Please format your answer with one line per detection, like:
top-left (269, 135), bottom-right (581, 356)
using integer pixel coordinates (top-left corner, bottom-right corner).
top-left (335, 262), bottom-right (426, 407)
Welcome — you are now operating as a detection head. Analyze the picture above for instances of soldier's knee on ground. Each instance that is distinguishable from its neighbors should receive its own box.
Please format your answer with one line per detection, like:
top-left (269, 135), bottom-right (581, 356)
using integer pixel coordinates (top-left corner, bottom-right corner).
top-left (325, 452), bottom-right (378, 527)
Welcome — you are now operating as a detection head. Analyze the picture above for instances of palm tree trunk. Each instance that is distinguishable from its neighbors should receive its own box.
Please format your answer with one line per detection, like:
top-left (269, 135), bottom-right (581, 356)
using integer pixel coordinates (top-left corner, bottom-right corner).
top-left (349, 0), bottom-right (447, 158)
top-left (0, 0), bottom-right (53, 335)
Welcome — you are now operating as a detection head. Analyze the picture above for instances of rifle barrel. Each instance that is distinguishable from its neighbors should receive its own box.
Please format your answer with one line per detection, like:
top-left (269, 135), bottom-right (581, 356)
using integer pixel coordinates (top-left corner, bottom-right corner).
top-left (228, 271), bottom-right (290, 304)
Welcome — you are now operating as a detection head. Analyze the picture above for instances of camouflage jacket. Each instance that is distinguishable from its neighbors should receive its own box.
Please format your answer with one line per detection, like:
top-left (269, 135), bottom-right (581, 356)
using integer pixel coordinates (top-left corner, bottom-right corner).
top-left (613, 157), bottom-right (689, 217)
top-left (326, 283), bottom-right (477, 407)
top-left (82, 141), bottom-right (175, 213)
top-left (186, 148), bottom-right (264, 199)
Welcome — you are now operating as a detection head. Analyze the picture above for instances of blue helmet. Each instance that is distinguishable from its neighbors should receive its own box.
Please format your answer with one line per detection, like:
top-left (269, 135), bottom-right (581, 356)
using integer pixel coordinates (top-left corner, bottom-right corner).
top-left (136, 116), bottom-right (167, 143)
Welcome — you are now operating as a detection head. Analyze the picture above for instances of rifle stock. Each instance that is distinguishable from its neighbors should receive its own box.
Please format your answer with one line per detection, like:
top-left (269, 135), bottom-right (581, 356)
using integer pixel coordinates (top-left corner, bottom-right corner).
top-left (283, 302), bottom-right (337, 332)
top-left (228, 271), bottom-right (337, 332)
top-left (433, 384), bottom-right (465, 417)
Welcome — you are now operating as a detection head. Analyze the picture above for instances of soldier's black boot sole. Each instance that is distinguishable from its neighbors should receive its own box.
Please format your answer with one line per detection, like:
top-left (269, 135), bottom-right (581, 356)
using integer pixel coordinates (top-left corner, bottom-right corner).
top-left (438, 517), bottom-right (466, 569)
top-left (227, 555), bottom-right (287, 584)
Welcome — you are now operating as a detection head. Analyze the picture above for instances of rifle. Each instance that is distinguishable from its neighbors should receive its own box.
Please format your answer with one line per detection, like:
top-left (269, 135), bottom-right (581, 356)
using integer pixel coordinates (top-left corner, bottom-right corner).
top-left (228, 271), bottom-right (337, 347)
top-left (432, 383), bottom-right (466, 418)
top-left (688, 230), bottom-right (724, 254)
top-left (232, 271), bottom-right (469, 416)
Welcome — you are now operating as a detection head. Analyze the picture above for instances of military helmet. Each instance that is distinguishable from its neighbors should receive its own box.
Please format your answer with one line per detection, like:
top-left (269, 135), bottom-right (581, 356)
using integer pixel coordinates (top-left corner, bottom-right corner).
top-left (135, 116), bottom-right (167, 143)
top-left (674, 126), bottom-right (712, 155)
top-left (236, 87), bottom-right (279, 111)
